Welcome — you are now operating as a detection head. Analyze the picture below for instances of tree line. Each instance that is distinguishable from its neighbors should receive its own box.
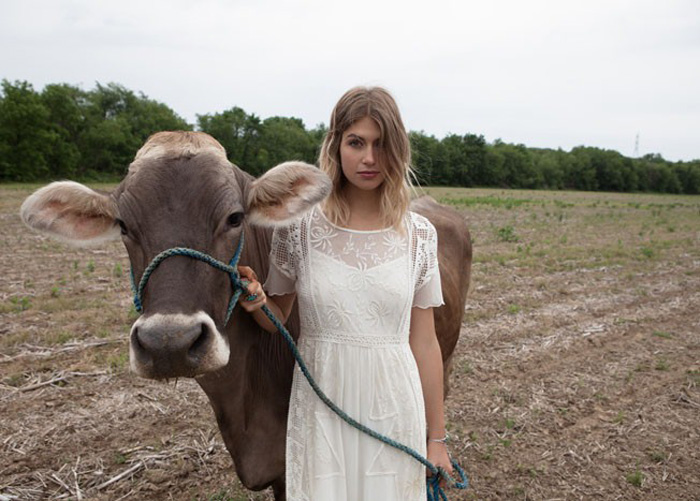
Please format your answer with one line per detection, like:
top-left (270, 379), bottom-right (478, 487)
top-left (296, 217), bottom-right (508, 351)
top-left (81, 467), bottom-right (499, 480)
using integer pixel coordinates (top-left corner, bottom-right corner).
top-left (1, 80), bottom-right (698, 194)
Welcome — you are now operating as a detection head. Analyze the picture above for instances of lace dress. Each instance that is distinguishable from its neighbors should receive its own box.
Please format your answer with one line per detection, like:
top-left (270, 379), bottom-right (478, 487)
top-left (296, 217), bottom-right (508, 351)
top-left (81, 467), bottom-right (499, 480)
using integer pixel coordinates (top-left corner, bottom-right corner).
top-left (264, 207), bottom-right (444, 501)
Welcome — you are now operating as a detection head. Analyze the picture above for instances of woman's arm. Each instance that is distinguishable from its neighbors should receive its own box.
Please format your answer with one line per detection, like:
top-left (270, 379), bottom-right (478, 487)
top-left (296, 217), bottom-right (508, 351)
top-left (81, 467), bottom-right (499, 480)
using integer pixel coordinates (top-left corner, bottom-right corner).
top-left (238, 265), bottom-right (296, 333)
top-left (409, 306), bottom-right (453, 482)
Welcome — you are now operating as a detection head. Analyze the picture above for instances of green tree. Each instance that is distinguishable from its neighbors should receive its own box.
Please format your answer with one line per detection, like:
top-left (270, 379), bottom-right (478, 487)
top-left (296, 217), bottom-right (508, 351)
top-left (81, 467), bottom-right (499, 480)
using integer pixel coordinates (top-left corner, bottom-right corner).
top-left (568, 147), bottom-right (598, 191)
top-left (40, 83), bottom-right (88, 179)
top-left (674, 161), bottom-right (700, 194)
top-left (78, 83), bottom-right (190, 177)
top-left (532, 149), bottom-right (565, 189)
top-left (258, 116), bottom-right (317, 172)
top-left (0, 80), bottom-right (56, 181)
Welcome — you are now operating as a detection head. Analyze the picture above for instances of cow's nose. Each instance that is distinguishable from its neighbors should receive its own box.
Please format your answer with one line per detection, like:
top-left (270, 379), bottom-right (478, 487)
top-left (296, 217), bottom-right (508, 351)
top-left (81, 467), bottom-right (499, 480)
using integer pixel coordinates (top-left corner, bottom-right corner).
top-left (133, 320), bottom-right (208, 359)
top-left (129, 312), bottom-right (230, 378)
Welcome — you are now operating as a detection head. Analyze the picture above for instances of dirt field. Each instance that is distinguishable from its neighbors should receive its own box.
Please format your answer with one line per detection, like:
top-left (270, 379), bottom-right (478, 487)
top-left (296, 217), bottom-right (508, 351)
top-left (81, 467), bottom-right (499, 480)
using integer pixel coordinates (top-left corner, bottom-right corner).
top-left (1, 184), bottom-right (699, 500)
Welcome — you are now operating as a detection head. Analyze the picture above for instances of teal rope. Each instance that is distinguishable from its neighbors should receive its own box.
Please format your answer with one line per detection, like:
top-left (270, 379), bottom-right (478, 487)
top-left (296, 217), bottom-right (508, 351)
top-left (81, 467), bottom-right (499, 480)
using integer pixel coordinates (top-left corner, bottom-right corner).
top-left (129, 235), bottom-right (468, 499)
top-left (131, 234), bottom-right (246, 326)
top-left (259, 303), bottom-right (468, 500)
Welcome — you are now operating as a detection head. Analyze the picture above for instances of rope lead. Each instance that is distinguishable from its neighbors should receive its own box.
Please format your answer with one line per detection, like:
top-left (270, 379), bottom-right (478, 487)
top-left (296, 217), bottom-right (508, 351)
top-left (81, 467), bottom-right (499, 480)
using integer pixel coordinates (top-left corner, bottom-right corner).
top-left (129, 234), bottom-right (469, 499)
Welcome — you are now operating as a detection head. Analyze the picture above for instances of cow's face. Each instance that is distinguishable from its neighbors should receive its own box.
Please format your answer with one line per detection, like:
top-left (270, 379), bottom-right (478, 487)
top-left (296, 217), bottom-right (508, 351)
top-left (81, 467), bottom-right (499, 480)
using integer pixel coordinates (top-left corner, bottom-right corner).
top-left (20, 132), bottom-right (330, 379)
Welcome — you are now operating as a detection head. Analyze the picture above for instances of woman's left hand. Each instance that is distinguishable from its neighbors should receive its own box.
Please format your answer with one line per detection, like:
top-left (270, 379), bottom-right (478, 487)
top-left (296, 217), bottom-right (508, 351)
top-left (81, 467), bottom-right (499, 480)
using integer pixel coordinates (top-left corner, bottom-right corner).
top-left (426, 441), bottom-right (453, 488)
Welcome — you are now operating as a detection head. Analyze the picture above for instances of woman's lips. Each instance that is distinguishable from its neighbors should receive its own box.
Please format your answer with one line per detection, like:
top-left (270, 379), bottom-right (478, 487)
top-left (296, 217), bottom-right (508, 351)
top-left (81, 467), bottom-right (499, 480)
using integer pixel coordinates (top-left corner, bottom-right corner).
top-left (358, 171), bottom-right (379, 179)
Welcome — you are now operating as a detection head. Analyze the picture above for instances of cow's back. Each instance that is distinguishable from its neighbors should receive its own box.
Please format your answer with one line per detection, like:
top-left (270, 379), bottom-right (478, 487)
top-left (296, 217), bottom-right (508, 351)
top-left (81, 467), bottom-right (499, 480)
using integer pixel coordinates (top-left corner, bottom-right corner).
top-left (411, 196), bottom-right (472, 395)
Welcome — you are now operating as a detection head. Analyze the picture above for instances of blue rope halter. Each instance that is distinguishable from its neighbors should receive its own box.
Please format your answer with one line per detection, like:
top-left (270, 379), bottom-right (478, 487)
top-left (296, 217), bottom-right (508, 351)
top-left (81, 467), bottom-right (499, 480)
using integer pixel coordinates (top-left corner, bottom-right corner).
top-left (130, 233), bottom-right (247, 326)
top-left (128, 232), bottom-right (469, 500)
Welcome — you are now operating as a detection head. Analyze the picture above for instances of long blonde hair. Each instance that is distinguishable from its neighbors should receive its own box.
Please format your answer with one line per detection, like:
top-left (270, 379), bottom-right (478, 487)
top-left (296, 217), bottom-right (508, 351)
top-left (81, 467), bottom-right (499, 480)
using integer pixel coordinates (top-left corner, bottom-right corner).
top-left (319, 86), bottom-right (413, 230)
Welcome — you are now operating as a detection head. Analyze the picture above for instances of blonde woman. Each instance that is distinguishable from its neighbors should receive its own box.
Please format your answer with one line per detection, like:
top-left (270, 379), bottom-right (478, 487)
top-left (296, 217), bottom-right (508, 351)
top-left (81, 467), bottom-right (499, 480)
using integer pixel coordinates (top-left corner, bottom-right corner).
top-left (239, 86), bottom-right (452, 500)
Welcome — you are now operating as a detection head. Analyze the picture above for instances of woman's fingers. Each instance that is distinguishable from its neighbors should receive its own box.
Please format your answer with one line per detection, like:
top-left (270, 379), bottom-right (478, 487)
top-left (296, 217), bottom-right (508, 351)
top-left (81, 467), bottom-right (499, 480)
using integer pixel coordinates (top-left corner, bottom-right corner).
top-left (237, 267), bottom-right (266, 312)
top-left (238, 265), bottom-right (258, 282)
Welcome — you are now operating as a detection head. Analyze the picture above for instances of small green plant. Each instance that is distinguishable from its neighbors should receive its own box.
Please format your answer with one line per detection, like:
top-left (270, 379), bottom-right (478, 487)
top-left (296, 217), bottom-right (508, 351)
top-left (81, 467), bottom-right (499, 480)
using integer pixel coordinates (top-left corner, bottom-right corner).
top-left (206, 491), bottom-right (239, 501)
top-left (648, 450), bottom-right (666, 463)
top-left (687, 369), bottom-right (700, 386)
top-left (507, 304), bottom-right (521, 314)
top-left (626, 469), bottom-right (644, 487)
top-left (4, 373), bottom-right (24, 387)
top-left (613, 411), bottom-right (625, 424)
top-left (73, 260), bottom-right (79, 270)
top-left (652, 331), bottom-right (672, 339)
top-left (107, 352), bottom-right (129, 371)
top-left (50, 286), bottom-right (60, 298)
top-left (86, 260), bottom-right (96, 273)
top-left (97, 328), bottom-right (111, 339)
top-left (113, 263), bottom-right (123, 277)
top-left (114, 452), bottom-right (127, 465)
top-left (640, 246), bottom-right (654, 259)
top-left (9, 296), bottom-right (31, 311)
top-left (128, 304), bottom-right (140, 320)
top-left (459, 361), bottom-right (474, 374)
top-left (482, 445), bottom-right (495, 461)
top-left (655, 358), bottom-right (670, 371)
top-left (55, 331), bottom-right (73, 344)
top-left (496, 225), bottom-right (519, 243)
top-left (505, 418), bottom-right (516, 430)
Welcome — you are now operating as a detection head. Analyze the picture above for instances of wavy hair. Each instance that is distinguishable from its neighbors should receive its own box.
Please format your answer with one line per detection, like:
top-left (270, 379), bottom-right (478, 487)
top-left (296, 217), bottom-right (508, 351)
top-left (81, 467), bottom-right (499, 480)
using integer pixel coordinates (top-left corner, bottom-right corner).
top-left (319, 86), bottom-right (414, 230)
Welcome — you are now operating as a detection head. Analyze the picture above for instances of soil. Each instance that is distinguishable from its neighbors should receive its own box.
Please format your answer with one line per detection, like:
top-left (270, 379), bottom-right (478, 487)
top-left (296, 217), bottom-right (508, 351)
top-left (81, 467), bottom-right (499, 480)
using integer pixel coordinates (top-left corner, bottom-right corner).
top-left (1, 185), bottom-right (699, 500)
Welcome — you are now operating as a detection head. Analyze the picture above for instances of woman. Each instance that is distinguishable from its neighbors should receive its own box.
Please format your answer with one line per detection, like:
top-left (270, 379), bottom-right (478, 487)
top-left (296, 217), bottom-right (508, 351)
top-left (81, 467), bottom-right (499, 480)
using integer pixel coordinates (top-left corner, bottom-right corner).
top-left (239, 86), bottom-right (452, 500)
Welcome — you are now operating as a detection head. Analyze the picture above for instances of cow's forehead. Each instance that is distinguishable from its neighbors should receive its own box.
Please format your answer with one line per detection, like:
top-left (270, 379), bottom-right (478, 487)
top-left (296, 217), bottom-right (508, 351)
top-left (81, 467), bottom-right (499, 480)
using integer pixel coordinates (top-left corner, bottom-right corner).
top-left (129, 131), bottom-right (228, 174)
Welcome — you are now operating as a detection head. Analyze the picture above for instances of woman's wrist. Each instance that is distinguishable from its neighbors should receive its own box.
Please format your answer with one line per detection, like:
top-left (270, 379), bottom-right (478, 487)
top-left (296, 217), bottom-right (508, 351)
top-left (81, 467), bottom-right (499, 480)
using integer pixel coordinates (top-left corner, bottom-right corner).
top-left (427, 432), bottom-right (449, 444)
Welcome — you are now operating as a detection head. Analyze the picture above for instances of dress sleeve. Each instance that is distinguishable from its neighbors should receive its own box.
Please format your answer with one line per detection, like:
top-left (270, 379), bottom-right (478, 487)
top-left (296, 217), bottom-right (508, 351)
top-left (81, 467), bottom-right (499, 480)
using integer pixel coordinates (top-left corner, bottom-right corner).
top-left (413, 218), bottom-right (445, 309)
top-left (264, 223), bottom-right (298, 296)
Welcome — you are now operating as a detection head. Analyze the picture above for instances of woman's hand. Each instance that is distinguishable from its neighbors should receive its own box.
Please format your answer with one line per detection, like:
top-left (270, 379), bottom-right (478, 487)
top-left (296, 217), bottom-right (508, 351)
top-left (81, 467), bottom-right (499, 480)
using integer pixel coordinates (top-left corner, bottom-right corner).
top-left (237, 265), bottom-right (267, 312)
top-left (426, 440), bottom-right (453, 488)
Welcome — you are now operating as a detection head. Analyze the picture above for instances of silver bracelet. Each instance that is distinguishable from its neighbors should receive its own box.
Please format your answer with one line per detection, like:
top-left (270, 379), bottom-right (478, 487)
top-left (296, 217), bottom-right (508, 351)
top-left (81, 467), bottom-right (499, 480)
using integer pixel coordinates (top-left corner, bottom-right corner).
top-left (428, 433), bottom-right (449, 444)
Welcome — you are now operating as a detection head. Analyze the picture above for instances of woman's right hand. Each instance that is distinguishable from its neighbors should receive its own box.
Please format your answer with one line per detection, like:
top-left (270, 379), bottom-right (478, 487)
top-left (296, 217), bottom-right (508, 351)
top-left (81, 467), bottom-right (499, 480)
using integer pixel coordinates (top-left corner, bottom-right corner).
top-left (237, 265), bottom-right (267, 312)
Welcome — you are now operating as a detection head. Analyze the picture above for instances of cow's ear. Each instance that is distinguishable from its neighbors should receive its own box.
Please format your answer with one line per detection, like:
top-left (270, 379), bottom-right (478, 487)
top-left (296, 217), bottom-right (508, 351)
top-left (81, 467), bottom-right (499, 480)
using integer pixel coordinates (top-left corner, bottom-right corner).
top-left (246, 161), bottom-right (331, 227)
top-left (20, 181), bottom-right (120, 246)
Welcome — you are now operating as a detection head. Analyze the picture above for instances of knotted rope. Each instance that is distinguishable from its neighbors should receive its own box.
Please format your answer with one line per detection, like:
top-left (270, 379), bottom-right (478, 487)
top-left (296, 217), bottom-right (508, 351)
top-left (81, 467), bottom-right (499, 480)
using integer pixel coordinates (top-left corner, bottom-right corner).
top-left (129, 233), bottom-right (468, 500)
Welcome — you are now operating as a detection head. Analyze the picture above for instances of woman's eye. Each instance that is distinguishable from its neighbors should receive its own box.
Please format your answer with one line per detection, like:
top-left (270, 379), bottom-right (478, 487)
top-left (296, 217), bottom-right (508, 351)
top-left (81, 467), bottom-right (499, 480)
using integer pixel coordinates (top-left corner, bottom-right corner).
top-left (116, 219), bottom-right (128, 235)
top-left (227, 212), bottom-right (245, 228)
top-left (348, 139), bottom-right (362, 148)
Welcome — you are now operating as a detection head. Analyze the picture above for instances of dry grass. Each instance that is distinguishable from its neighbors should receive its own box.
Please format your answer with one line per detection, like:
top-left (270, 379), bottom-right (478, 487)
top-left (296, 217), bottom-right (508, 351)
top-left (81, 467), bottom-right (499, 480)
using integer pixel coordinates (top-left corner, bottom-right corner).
top-left (2, 184), bottom-right (699, 500)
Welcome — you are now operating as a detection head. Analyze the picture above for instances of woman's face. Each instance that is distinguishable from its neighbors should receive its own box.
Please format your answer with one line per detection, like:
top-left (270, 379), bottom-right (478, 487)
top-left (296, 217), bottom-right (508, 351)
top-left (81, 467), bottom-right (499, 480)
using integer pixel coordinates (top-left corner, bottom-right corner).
top-left (339, 116), bottom-right (384, 193)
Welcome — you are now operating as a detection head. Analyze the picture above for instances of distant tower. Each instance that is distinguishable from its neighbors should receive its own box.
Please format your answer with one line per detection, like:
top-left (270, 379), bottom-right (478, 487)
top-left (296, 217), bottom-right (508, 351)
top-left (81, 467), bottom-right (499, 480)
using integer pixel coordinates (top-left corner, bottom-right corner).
top-left (634, 133), bottom-right (640, 158)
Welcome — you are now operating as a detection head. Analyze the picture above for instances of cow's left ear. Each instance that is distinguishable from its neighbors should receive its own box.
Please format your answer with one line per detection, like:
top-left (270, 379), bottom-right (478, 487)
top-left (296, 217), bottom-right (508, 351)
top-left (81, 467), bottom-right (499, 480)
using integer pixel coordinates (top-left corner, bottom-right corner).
top-left (246, 161), bottom-right (331, 227)
top-left (20, 181), bottom-right (120, 246)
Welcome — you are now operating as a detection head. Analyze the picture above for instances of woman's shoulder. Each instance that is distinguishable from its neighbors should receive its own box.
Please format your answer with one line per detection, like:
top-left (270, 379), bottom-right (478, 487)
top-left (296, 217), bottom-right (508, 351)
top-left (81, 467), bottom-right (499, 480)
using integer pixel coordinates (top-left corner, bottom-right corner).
top-left (407, 210), bottom-right (437, 236)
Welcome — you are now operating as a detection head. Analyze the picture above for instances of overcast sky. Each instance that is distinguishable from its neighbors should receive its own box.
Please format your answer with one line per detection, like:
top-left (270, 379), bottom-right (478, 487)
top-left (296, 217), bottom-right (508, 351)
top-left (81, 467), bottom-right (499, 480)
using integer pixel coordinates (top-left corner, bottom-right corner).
top-left (2, 0), bottom-right (699, 161)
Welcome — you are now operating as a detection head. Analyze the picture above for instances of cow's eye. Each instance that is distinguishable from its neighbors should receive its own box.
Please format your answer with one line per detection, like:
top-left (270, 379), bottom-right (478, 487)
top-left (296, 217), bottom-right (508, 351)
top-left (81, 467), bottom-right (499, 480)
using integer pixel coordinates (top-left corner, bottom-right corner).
top-left (227, 212), bottom-right (244, 228)
top-left (116, 219), bottom-right (128, 235)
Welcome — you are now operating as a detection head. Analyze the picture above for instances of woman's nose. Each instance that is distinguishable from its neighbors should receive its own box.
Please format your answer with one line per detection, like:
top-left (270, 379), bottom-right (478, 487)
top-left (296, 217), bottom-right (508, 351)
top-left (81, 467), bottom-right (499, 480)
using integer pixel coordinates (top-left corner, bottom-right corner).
top-left (363, 146), bottom-right (375, 165)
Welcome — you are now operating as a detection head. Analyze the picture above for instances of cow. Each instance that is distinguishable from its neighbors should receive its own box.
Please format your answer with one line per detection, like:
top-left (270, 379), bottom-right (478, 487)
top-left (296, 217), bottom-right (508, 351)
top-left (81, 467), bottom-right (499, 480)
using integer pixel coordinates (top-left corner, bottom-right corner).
top-left (20, 131), bottom-right (472, 500)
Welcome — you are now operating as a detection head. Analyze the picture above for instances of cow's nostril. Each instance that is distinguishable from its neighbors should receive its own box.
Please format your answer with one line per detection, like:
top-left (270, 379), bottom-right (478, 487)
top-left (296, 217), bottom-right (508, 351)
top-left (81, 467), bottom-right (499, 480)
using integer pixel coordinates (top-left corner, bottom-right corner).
top-left (188, 322), bottom-right (209, 359)
top-left (132, 326), bottom-right (144, 350)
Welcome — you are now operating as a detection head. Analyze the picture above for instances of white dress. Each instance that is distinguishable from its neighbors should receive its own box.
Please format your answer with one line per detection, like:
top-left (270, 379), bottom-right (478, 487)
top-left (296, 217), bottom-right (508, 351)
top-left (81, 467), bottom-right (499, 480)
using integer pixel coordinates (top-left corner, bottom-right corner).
top-left (264, 207), bottom-right (444, 501)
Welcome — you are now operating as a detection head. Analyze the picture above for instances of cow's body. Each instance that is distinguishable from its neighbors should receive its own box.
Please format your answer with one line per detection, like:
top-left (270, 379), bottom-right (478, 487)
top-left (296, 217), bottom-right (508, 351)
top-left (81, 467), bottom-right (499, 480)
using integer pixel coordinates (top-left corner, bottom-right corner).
top-left (21, 132), bottom-right (471, 500)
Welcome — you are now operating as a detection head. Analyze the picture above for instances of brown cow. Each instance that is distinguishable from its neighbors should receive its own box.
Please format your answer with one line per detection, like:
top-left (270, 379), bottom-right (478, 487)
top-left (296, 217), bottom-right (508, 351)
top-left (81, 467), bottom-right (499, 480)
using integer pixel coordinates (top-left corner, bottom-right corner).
top-left (20, 131), bottom-right (471, 500)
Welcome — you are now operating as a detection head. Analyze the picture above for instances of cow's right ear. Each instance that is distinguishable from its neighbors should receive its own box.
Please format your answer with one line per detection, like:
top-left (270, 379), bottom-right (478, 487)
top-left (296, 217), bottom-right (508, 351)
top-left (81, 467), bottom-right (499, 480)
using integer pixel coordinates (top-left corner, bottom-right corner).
top-left (20, 181), bottom-right (120, 246)
top-left (246, 161), bottom-right (331, 227)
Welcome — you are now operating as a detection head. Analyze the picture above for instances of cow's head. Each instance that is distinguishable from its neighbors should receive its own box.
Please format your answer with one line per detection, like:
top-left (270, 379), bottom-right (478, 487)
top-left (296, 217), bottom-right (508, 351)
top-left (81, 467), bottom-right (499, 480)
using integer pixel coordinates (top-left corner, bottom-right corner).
top-left (21, 131), bottom-right (330, 379)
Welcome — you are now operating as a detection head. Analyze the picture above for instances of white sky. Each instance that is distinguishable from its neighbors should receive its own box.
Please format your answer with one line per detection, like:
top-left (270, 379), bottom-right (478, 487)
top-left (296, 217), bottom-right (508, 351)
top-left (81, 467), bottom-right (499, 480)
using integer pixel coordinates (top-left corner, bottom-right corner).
top-left (2, 0), bottom-right (699, 161)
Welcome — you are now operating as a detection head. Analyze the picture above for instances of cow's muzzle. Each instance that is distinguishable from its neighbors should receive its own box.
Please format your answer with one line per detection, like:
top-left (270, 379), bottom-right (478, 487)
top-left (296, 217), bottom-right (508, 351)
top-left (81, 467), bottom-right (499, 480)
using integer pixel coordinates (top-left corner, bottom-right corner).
top-left (129, 312), bottom-right (230, 378)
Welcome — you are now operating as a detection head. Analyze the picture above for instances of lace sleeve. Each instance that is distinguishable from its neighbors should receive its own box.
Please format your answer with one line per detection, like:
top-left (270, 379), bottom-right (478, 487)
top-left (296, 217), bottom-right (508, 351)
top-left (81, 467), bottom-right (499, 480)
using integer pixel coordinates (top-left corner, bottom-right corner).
top-left (412, 216), bottom-right (444, 309)
top-left (264, 223), bottom-right (298, 296)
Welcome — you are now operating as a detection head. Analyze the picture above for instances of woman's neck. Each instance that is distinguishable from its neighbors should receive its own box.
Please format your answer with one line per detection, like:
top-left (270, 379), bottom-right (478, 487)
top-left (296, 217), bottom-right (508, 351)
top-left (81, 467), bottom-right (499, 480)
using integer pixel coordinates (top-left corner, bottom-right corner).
top-left (342, 185), bottom-right (385, 231)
